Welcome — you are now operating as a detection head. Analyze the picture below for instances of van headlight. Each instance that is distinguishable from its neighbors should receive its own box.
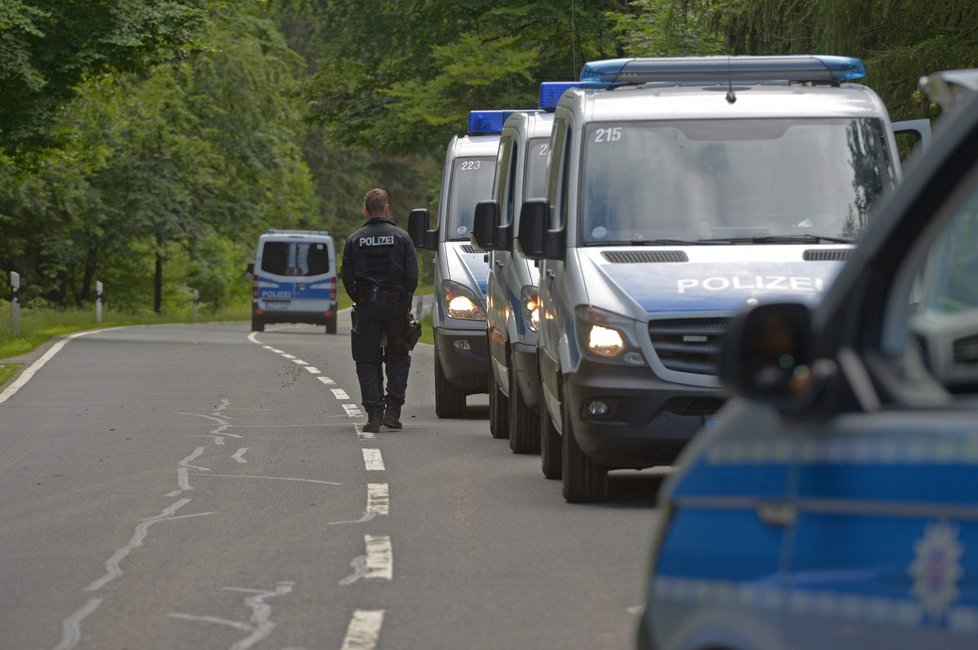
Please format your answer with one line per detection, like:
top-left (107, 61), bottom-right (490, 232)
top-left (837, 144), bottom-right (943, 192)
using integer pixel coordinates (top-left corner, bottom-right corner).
top-left (521, 286), bottom-right (541, 332)
top-left (575, 305), bottom-right (646, 366)
top-left (442, 280), bottom-right (486, 320)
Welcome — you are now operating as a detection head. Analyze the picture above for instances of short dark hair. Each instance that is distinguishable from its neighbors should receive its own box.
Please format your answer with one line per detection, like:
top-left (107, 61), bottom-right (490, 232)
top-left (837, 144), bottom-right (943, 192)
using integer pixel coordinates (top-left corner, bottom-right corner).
top-left (364, 188), bottom-right (388, 217)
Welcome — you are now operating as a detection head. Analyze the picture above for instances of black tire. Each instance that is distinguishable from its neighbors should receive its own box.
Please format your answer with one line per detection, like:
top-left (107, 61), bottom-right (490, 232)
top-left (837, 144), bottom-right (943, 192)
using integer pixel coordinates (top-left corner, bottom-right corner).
top-left (509, 367), bottom-right (540, 454)
top-left (251, 314), bottom-right (265, 332)
top-left (540, 401), bottom-right (562, 480)
top-left (561, 398), bottom-right (608, 503)
top-left (489, 369), bottom-right (510, 439)
top-left (325, 312), bottom-right (337, 334)
top-left (434, 352), bottom-right (467, 418)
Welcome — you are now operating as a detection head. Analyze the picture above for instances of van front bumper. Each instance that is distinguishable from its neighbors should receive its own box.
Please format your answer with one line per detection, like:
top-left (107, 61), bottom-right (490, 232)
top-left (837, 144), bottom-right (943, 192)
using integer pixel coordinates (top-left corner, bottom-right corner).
top-left (435, 326), bottom-right (489, 392)
top-left (564, 361), bottom-right (724, 469)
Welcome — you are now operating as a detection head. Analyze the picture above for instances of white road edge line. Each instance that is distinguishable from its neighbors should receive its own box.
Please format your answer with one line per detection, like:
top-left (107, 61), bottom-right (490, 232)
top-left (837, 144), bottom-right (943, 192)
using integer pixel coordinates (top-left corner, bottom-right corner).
top-left (340, 609), bottom-right (385, 650)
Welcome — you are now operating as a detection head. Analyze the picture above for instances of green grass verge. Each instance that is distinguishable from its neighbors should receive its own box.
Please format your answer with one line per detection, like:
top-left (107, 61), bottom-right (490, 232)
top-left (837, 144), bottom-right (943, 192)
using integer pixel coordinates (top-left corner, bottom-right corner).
top-left (0, 363), bottom-right (17, 387)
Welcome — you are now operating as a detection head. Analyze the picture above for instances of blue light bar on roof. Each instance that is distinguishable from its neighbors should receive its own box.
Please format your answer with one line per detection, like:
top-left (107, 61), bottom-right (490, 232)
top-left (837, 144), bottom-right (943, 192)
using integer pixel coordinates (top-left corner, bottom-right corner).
top-left (468, 110), bottom-right (517, 135)
top-left (580, 55), bottom-right (866, 89)
top-left (539, 82), bottom-right (580, 111)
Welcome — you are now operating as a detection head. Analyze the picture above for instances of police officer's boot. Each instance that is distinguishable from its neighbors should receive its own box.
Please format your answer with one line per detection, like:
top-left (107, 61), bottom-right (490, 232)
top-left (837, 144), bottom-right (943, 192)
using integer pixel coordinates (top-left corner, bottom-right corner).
top-left (364, 406), bottom-right (383, 433)
top-left (382, 403), bottom-right (402, 430)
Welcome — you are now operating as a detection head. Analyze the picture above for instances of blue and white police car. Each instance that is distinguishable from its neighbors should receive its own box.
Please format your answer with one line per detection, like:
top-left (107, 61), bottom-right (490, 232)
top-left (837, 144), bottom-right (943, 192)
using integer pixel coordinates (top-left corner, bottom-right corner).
top-left (638, 70), bottom-right (978, 650)
top-left (248, 229), bottom-right (338, 334)
top-left (408, 109), bottom-right (532, 418)
top-left (473, 82), bottom-right (580, 449)
top-left (517, 55), bottom-right (929, 502)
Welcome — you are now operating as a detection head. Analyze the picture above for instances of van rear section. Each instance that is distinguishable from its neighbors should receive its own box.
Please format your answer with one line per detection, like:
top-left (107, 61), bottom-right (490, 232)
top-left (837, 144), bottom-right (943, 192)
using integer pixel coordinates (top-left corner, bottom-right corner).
top-left (250, 230), bottom-right (338, 334)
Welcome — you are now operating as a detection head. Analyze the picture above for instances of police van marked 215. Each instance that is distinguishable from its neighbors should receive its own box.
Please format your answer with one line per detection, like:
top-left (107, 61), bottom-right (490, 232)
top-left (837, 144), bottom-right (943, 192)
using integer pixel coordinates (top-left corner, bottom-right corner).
top-left (517, 55), bottom-right (929, 502)
top-left (248, 229), bottom-right (338, 334)
top-left (409, 109), bottom-right (531, 419)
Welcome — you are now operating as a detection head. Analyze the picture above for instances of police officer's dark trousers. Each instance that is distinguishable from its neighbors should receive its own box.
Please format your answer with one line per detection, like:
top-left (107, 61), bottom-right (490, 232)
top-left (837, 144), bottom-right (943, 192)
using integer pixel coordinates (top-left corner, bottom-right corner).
top-left (351, 294), bottom-right (411, 417)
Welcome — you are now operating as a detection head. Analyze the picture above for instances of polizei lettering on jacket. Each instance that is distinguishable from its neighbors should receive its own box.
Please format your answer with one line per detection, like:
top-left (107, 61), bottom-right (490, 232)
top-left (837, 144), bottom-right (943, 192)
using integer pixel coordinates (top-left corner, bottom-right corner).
top-left (676, 276), bottom-right (825, 294)
top-left (359, 235), bottom-right (395, 246)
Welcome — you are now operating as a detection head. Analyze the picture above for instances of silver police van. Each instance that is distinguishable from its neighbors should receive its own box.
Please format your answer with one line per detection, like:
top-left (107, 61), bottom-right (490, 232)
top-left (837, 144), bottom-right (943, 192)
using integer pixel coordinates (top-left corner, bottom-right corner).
top-left (408, 110), bottom-right (530, 418)
top-left (638, 70), bottom-right (978, 650)
top-left (248, 229), bottom-right (338, 334)
top-left (517, 56), bottom-right (929, 502)
top-left (473, 82), bottom-right (579, 450)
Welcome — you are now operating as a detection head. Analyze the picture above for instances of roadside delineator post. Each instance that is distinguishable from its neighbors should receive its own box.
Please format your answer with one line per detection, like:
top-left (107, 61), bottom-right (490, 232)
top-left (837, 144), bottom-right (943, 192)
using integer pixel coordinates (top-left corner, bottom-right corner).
top-left (10, 271), bottom-right (20, 335)
top-left (96, 281), bottom-right (103, 323)
top-left (193, 289), bottom-right (199, 322)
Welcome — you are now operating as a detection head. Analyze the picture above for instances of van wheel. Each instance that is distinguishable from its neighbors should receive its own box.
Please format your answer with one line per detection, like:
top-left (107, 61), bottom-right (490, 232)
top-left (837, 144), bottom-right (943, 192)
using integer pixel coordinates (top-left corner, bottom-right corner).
top-left (489, 370), bottom-right (509, 439)
top-left (541, 402), bottom-right (561, 479)
top-left (434, 353), bottom-right (467, 418)
top-left (251, 315), bottom-right (265, 332)
top-left (509, 368), bottom-right (540, 454)
top-left (325, 313), bottom-right (337, 334)
top-left (561, 398), bottom-right (608, 503)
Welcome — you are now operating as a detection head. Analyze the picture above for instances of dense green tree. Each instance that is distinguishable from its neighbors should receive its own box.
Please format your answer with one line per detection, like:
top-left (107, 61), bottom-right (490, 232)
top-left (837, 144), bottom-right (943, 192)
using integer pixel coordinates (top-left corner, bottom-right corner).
top-left (669, 0), bottom-right (978, 120)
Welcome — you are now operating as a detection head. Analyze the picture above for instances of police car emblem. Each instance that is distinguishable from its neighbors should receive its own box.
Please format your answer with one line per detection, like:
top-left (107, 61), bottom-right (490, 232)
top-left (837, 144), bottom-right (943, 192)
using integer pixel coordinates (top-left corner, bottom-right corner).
top-left (908, 521), bottom-right (963, 618)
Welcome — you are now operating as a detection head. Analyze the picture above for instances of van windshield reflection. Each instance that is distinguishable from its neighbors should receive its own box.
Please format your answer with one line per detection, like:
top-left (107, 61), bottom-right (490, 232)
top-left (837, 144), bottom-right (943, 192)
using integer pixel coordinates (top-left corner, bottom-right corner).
top-left (580, 118), bottom-right (895, 244)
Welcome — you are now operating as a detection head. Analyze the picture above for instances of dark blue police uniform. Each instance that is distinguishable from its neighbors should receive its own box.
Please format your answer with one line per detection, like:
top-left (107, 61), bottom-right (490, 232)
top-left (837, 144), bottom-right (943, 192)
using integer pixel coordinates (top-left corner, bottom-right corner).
top-left (341, 217), bottom-right (418, 429)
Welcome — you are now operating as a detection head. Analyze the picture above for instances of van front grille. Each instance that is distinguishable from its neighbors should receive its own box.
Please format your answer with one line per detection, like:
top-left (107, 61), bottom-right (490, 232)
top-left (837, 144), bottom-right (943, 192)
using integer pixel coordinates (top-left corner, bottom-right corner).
top-left (648, 317), bottom-right (729, 375)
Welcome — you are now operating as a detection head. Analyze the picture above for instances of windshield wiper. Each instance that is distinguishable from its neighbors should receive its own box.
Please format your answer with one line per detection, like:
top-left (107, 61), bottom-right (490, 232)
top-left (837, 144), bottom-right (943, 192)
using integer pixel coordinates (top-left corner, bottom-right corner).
top-left (586, 239), bottom-right (716, 246)
top-left (697, 234), bottom-right (855, 245)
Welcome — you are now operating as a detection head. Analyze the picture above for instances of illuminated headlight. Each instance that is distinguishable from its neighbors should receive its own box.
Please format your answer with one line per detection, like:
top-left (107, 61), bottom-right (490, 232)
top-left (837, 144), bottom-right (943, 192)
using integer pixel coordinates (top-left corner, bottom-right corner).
top-left (521, 286), bottom-right (541, 332)
top-left (575, 305), bottom-right (646, 366)
top-left (442, 280), bottom-right (486, 320)
top-left (587, 324), bottom-right (625, 357)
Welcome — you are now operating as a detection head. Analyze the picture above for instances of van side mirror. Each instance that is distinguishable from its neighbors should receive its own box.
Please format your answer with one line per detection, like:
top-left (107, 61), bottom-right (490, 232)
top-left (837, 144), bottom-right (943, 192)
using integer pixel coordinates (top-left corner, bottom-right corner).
top-left (408, 208), bottom-right (438, 250)
top-left (246, 263), bottom-right (255, 275)
top-left (720, 302), bottom-right (814, 402)
top-left (517, 200), bottom-right (563, 260)
top-left (473, 201), bottom-right (499, 249)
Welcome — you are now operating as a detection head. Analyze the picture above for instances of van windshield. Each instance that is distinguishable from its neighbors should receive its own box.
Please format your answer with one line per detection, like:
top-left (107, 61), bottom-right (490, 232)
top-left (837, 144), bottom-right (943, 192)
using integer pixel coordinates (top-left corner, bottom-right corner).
top-left (580, 118), bottom-right (895, 244)
top-left (260, 241), bottom-right (331, 277)
top-left (446, 156), bottom-right (496, 240)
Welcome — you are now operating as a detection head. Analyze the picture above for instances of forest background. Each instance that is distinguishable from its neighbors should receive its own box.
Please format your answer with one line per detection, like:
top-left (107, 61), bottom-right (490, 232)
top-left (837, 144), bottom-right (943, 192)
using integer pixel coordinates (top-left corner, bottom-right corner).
top-left (1, 0), bottom-right (976, 315)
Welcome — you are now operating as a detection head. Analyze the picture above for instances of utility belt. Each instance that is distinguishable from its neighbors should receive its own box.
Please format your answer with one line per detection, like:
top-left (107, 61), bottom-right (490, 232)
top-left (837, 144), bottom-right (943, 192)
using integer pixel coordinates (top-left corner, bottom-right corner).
top-left (356, 284), bottom-right (407, 306)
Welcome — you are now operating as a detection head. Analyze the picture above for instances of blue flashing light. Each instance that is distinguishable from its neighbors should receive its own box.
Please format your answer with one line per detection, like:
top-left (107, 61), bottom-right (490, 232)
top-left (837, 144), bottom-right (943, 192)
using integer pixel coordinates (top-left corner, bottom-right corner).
top-left (468, 110), bottom-right (515, 135)
top-left (539, 82), bottom-right (581, 111)
top-left (579, 55), bottom-right (866, 89)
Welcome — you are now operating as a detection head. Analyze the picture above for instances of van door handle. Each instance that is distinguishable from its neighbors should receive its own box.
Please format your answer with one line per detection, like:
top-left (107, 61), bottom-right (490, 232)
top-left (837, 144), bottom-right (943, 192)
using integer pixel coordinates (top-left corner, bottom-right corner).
top-left (546, 269), bottom-right (556, 278)
top-left (495, 259), bottom-right (504, 267)
top-left (754, 501), bottom-right (796, 527)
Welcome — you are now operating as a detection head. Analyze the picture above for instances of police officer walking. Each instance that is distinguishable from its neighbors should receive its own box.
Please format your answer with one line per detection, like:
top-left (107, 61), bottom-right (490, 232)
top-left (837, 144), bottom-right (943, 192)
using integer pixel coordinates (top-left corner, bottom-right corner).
top-left (342, 188), bottom-right (419, 432)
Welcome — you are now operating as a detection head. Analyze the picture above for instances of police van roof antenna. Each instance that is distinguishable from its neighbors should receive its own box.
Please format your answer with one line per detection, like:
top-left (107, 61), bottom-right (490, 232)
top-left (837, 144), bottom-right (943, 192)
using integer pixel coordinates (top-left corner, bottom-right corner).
top-left (725, 55), bottom-right (737, 104)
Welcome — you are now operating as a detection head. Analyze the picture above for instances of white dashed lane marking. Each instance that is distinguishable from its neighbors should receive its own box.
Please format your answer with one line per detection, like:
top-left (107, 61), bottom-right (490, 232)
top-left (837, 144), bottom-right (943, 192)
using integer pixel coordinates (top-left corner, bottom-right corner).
top-left (331, 388), bottom-right (350, 400)
top-left (304, 366), bottom-right (321, 374)
top-left (341, 610), bottom-right (385, 650)
top-left (362, 449), bottom-right (385, 471)
top-left (367, 483), bottom-right (389, 515)
top-left (344, 404), bottom-right (363, 417)
top-left (318, 376), bottom-right (336, 385)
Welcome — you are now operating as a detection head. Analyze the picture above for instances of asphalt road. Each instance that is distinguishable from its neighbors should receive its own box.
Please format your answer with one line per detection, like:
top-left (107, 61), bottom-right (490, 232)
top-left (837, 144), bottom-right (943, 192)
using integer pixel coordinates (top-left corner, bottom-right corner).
top-left (0, 315), bottom-right (663, 650)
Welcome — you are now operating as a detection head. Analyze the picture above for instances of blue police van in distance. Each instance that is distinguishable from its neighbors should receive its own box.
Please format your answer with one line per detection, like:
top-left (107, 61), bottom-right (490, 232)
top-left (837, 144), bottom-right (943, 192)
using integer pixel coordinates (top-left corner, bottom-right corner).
top-left (638, 70), bottom-right (978, 650)
top-left (517, 55), bottom-right (929, 503)
top-left (408, 109), bottom-right (533, 418)
top-left (472, 82), bottom-right (580, 450)
top-left (248, 229), bottom-right (338, 334)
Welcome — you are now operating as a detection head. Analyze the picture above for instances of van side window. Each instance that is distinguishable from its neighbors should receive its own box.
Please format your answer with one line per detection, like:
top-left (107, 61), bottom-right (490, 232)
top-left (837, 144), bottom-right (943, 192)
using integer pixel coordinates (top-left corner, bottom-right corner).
top-left (548, 118), bottom-right (569, 230)
top-left (494, 137), bottom-right (514, 225)
top-left (261, 242), bottom-right (330, 277)
top-left (901, 167), bottom-right (978, 394)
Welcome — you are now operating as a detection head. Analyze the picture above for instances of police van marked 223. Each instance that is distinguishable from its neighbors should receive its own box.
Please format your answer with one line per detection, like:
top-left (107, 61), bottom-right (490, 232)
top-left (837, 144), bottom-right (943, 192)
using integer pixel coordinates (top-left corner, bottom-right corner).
top-left (248, 229), bottom-right (338, 334)
top-left (408, 108), bottom-right (533, 419)
top-left (517, 55), bottom-right (930, 502)
top-left (471, 82), bottom-right (580, 449)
